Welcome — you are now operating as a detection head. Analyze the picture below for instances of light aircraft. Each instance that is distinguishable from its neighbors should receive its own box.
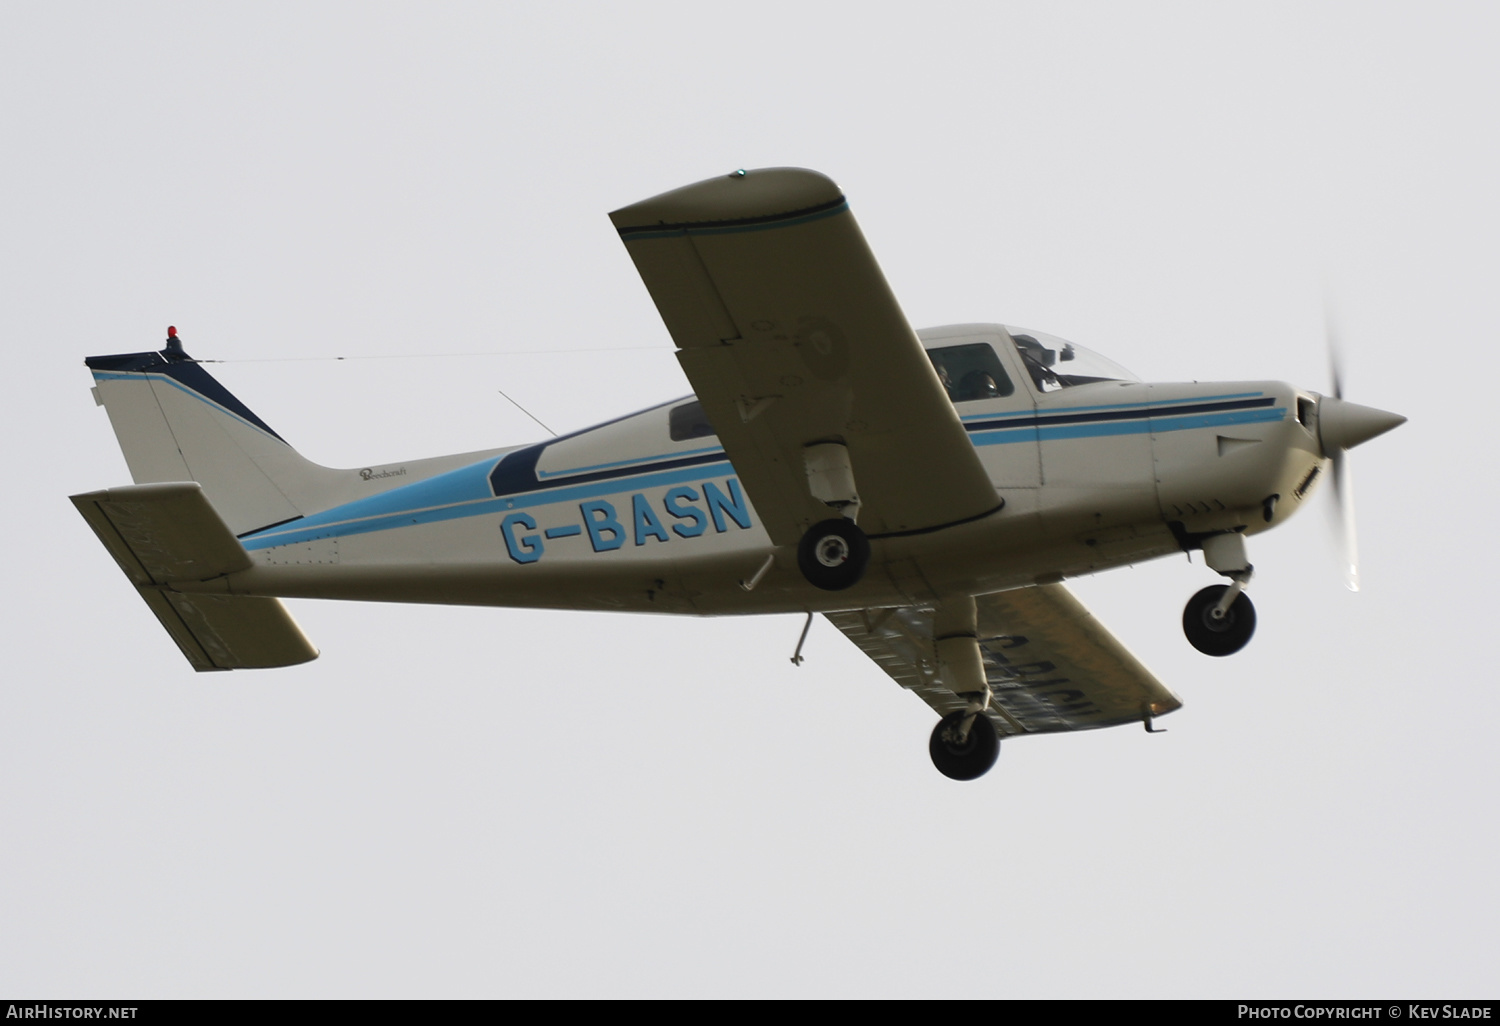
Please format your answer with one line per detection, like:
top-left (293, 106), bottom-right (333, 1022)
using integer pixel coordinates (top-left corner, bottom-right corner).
top-left (72, 167), bottom-right (1405, 780)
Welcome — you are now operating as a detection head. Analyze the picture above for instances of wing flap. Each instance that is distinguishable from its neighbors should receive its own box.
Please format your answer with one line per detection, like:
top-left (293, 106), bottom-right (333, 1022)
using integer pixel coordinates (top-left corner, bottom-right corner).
top-left (827, 584), bottom-right (1181, 738)
top-left (71, 483), bottom-right (318, 671)
top-left (612, 168), bottom-right (1000, 543)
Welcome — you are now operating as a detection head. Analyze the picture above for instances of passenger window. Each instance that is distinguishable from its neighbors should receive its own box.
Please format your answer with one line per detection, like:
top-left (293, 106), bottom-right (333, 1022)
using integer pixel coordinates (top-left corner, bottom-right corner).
top-left (669, 400), bottom-right (716, 441)
top-left (927, 343), bottom-right (1015, 402)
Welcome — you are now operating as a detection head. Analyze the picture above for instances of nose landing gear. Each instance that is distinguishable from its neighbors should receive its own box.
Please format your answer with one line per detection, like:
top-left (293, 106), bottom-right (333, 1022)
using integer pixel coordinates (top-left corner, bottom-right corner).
top-left (1182, 531), bottom-right (1257, 656)
top-left (1183, 583), bottom-right (1257, 656)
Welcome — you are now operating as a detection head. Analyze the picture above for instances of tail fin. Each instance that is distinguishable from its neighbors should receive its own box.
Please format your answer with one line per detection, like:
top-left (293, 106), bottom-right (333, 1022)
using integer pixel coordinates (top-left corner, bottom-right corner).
top-left (86, 345), bottom-right (345, 536)
top-left (87, 335), bottom-right (522, 539)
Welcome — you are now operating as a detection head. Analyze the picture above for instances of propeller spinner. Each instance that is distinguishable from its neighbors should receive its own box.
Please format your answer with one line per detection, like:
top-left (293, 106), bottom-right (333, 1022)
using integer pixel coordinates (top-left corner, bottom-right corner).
top-left (1316, 337), bottom-right (1406, 591)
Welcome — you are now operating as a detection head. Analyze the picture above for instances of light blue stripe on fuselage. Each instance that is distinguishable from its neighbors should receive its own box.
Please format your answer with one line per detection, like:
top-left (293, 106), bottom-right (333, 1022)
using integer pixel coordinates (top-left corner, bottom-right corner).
top-left (957, 390), bottom-right (1267, 422)
top-left (972, 406), bottom-right (1285, 445)
top-left (247, 459), bottom-right (500, 542)
top-left (242, 400), bottom-right (1285, 552)
top-left (242, 458), bottom-right (734, 550)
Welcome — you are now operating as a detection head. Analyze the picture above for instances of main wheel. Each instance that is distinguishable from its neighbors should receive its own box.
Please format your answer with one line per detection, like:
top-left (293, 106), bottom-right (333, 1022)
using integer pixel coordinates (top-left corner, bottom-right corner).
top-left (796, 518), bottom-right (870, 591)
top-left (928, 711), bottom-right (1000, 781)
top-left (1182, 585), bottom-right (1257, 656)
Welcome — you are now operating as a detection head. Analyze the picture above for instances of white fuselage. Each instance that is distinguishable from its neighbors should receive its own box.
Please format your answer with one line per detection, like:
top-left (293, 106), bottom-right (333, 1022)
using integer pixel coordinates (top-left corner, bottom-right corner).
top-left (217, 325), bottom-right (1326, 615)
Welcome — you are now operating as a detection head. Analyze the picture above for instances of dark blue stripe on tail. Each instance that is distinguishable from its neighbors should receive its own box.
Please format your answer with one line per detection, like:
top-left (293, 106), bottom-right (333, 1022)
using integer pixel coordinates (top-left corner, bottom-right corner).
top-left (85, 350), bottom-right (286, 442)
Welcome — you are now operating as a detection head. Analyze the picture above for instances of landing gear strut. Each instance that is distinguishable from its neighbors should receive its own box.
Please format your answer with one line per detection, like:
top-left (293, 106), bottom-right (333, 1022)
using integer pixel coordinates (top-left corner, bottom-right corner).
top-left (796, 518), bottom-right (870, 591)
top-left (929, 710), bottom-right (1000, 780)
top-left (1182, 531), bottom-right (1258, 656)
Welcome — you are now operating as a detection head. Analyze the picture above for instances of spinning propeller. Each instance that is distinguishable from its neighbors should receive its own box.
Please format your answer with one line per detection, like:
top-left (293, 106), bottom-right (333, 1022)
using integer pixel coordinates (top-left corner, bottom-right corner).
top-left (1318, 314), bottom-right (1406, 591)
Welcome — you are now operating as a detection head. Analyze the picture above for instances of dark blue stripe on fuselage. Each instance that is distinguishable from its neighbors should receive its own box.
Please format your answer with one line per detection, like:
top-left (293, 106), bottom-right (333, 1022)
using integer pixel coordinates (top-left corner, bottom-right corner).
top-left (488, 445), bottom-right (730, 498)
top-left (964, 396), bottom-right (1276, 434)
top-left (479, 394), bottom-right (1277, 500)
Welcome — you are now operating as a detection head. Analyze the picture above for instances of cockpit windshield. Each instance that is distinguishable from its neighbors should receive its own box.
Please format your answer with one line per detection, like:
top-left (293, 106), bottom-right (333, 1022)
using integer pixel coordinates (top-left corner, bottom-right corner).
top-left (1006, 326), bottom-right (1138, 393)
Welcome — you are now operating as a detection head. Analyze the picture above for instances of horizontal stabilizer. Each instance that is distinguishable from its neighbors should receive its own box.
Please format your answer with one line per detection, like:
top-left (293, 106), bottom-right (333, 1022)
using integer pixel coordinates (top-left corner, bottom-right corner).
top-left (71, 483), bottom-right (318, 672)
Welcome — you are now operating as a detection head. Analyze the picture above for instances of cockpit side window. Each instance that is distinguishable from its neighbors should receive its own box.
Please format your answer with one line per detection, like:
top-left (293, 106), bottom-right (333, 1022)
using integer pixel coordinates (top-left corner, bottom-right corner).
top-left (669, 400), bottom-right (716, 441)
top-left (1008, 328), bottom-right (1137, 392)
top-left (1012, 334), bottom-right (1065, 392)
top-left (926, 343), bottom-right (1015, 403)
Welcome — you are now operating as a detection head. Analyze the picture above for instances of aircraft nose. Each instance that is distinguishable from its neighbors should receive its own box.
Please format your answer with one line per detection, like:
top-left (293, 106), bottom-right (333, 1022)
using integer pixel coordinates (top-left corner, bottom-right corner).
top-left (1316, 395), bottom-right (1407, 455)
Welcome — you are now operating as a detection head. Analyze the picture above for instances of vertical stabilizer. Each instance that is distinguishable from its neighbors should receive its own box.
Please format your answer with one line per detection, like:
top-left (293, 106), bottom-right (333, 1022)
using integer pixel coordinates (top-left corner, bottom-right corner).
top-left (87, 346), bottom-right (342, 535)
top-left (86, 332), bottom-right (524, 538)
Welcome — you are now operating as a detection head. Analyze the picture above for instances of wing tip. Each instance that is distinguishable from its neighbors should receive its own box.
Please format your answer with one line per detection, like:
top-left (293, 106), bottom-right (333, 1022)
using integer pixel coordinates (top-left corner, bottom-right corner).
top-left (609, 167), bottom-right (845, 234)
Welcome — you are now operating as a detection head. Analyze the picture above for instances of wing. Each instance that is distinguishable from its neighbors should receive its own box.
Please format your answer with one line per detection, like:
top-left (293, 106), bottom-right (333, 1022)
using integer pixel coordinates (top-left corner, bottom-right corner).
top-left (610, 168), bottom-right (1001, 545)
top-left (826, 584), bottom-right (1181, 737)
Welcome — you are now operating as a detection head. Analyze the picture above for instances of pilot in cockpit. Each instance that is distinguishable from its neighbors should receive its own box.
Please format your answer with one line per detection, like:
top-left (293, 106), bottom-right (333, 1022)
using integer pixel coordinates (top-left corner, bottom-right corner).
top-left (935, 362), bottom-right (954, 399)
top-left (956, 369), bottom-right (1003, 402)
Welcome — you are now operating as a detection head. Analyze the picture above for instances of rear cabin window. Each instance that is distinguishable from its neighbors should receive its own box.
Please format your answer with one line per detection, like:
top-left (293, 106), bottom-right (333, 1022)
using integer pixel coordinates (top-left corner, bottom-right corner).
top-left (927, 343), bottom-right (1015, 402)
top-left (669, 400), bottom-right (716, 441)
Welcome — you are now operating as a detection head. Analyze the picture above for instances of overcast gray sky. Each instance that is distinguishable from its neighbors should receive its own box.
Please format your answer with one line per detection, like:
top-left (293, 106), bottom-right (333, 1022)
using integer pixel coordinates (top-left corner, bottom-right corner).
top-left (3, 1), bottom-right (1496, 998)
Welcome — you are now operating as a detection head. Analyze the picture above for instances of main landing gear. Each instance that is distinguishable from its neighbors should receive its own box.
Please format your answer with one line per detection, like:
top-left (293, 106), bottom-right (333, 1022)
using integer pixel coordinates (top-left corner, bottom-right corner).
top-left (795, 442), bottom-right (870, 591)
top-left (929, 710), bottom-right (1000, 781)
top-left (923, 599), bottom-right (1001, 779)
top-left (796, 517), bottom-right (870, 591)
top-left (1182, 531), bottom-right (1257, 657)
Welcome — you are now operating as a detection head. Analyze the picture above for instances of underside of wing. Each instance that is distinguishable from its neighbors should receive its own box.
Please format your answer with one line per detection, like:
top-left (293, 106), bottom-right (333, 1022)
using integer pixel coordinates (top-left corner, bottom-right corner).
top-left (826, 584), bottom-right (1181, 738)
top-left (611, 168), bottom-right (1000, 545)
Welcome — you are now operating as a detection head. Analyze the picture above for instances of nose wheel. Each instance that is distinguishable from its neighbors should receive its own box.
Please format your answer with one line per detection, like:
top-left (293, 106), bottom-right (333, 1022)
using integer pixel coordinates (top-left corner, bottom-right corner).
top-left (796, 518), bottom-right (870, 591)
top-left (1182, 584), bottom-right (1257, 656)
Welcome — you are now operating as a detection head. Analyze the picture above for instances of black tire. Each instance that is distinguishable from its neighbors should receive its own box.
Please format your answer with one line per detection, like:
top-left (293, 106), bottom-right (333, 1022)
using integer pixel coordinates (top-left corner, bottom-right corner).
top-left (928, 711), bottom-right (1000, 781)
top-left (796, 518), bottom-right (870, 591)
top-left (1182, 585), bottom-right (1257, 657)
